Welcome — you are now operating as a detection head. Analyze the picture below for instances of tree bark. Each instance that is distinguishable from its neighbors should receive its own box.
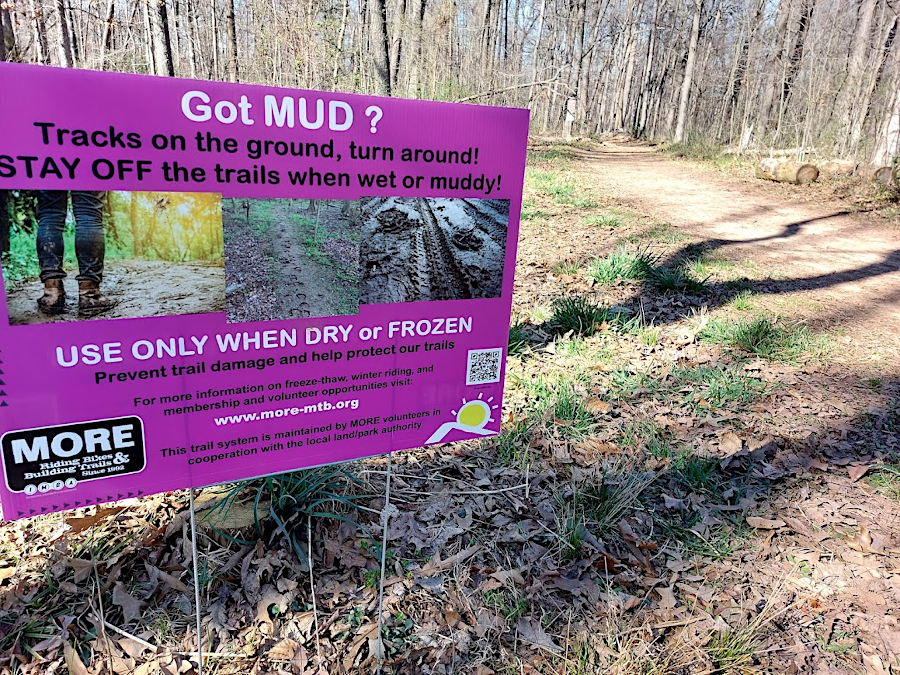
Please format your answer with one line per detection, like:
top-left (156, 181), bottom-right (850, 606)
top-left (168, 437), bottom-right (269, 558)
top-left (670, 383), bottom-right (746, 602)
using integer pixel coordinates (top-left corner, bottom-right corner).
top-left (389, 0), bottom-right (406, 92)
top-left (54, 0), bottom-right (74, 66)
top-left (673, 0), bottom-right (701, 142)
top-left (369, 0), bottom-right (391, 95)
top-left (148, 0), bottom-right (175, 76)
top-left (225, 0), bottom-right (238, 81)
top-left (99, 0), bottom-right (116, 68)
top-left (29, 0), bottom-right (51, 64)
top-left (406, 0), bottom-right (426, 96)
top-left (836, 0), bottom-right (879, 155)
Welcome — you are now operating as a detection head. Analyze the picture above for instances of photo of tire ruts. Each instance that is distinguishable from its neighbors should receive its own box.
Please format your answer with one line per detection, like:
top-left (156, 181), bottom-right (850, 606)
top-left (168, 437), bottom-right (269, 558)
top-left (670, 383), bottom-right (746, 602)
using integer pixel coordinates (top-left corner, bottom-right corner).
top-left (223, 199), bottom-right (361, 323)
top-left (359, 197), bottom-right (510, 304)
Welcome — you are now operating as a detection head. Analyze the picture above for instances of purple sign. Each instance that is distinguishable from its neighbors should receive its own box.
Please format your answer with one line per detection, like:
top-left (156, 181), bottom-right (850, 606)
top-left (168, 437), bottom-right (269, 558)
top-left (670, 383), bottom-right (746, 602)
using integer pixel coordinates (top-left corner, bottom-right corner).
top-left (0, 64), bottom-right (528, 519)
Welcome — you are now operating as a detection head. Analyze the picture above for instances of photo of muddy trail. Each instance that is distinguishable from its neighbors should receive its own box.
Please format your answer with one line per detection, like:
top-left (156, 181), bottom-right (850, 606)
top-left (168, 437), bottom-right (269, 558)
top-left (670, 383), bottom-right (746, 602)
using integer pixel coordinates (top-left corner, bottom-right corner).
top-left (223, 199), bottom-right (361, 323)
top-left (359, 197), bottom-right (510, 304)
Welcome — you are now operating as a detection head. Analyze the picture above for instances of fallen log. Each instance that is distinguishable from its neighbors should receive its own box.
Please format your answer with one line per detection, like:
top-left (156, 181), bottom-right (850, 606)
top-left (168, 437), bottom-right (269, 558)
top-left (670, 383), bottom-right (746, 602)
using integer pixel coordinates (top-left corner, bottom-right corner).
top-left (819, 160), bottom-right (858, 177)
top-left (855, 164), bottom-right (896, 184)
top-left (755, 158), bottom-right (819, 184)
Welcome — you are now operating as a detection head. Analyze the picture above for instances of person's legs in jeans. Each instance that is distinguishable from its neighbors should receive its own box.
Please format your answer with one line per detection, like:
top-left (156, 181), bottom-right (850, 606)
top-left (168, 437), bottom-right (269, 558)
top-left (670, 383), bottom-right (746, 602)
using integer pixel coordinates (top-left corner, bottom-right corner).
top-left (70, 190), bottom-right (116, 315)
top-left (70, 191), bottom-right (105, 283)
top-left (35, 190), bottom-right (69, 282)
top-left (35, 190), bottom-right (69, 313)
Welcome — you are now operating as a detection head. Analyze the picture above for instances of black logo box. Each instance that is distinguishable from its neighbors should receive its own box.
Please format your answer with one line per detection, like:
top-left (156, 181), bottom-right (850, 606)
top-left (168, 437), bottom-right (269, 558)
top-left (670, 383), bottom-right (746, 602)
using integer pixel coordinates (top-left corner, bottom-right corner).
top-left (2, 416), bottom-right (146, 494)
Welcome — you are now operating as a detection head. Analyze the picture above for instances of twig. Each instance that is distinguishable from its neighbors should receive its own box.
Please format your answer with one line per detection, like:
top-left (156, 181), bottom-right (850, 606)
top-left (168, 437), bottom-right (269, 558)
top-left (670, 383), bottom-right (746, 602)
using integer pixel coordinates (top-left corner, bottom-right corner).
top-left (98, 620), bottom-right (157, 652)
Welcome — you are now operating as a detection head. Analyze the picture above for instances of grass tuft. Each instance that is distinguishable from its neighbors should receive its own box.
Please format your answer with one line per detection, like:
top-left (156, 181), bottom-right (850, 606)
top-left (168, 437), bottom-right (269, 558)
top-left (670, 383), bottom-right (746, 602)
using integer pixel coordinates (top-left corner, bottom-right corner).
top-left (587, 246), bottom-right (659, 285)
top-left (700, 315), bottom-right (827, 361)
top-left (548, 296), bottom-right (610, 336)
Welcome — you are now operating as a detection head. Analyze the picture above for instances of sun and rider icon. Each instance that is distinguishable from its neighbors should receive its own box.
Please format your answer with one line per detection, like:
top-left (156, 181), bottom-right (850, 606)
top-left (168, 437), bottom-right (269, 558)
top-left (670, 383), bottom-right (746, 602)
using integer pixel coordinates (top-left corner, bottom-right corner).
top-left (425, 393), bottom-right (499, 444)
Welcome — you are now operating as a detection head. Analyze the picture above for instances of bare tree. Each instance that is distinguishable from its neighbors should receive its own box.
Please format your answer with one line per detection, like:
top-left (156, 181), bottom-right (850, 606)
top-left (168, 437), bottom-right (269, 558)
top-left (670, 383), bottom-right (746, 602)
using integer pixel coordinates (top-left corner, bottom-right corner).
top-left (673, 0), bottom-right (701, 143)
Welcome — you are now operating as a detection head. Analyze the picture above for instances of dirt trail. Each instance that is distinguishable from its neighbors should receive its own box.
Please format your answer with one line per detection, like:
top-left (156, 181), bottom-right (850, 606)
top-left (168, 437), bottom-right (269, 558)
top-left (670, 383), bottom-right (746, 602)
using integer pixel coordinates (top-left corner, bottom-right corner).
top-left (5, 260), bottom-right (225, 325)
top-left (574, 142), bottom-right (900, 366)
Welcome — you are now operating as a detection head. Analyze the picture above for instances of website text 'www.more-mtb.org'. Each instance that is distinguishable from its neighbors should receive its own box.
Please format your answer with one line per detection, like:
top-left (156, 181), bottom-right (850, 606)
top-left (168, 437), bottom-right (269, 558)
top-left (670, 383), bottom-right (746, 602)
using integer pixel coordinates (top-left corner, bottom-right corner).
top-left (213, 399), bottom-right (360, 426)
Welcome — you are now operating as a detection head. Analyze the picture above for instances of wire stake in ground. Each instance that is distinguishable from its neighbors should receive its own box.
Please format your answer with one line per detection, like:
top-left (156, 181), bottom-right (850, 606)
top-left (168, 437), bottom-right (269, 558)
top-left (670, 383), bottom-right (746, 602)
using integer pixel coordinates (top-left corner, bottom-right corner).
top-left (189, 490), bottom-right (204, 675)
top-left (376, 451), bottom-right (397, 675)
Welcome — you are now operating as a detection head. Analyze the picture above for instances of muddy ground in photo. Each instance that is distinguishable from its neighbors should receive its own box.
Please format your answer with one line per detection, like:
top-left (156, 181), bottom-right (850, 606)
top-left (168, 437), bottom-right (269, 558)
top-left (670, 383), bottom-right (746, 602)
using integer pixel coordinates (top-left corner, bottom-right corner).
top-left (4, 260), bottom-right (225, 325)
top-left (223, 199), bottom-right (361, 322)
top-left (360, 197), bottom-right (509, 304)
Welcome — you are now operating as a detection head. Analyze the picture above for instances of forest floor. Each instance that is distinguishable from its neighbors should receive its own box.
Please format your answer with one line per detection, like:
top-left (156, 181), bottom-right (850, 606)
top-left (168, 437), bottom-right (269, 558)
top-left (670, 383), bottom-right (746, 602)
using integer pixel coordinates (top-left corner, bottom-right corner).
top-left (223, 199), bottom-right (360, 322)
top-left (4, 260), bottom-right (225, 325)
top-left (0, 140), bottom-right (898, 675)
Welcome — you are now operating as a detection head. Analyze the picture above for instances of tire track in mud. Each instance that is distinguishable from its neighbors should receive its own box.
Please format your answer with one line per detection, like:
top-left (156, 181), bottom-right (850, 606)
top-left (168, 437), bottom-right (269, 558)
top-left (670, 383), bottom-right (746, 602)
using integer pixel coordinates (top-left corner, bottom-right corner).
top-left (459, 198), bottom-right (509, 246)
top-left (418, 197), bottom-right (472, 299)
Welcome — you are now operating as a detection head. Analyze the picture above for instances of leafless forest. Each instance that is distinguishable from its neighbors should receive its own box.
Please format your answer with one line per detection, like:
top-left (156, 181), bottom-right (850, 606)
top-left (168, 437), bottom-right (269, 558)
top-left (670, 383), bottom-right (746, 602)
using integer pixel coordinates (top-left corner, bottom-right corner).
top-left (1, 0), bottom-right (899, 164)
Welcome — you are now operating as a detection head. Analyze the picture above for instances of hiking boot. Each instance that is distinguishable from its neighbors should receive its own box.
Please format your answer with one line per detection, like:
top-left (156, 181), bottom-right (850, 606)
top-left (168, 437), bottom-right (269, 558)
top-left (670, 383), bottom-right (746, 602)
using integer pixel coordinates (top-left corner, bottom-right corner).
top-left (37, 279), bottom-right (67, 315)
top-left (78, 280), bottom-right (117, 316)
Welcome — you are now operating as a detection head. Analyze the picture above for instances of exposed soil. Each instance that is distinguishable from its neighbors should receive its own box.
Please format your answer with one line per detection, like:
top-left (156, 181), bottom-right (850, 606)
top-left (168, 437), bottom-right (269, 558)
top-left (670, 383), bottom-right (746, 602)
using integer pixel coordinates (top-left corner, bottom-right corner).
top-left (4, 260), bottom-right (225, 325)
top-left (223, 199), bottom-right (360, 323)
top-left (360, 197), bottom-right (509, 304)
top-left (568, 140), bottom-right (900, 367)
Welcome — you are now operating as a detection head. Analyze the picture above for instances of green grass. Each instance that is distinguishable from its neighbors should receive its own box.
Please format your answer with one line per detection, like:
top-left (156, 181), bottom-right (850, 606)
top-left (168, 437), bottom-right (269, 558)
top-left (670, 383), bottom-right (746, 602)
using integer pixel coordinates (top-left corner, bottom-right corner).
top-left (585, 210), bottom-right (627, 228)
top-left (508, 320), bottom-right (529, 356)
top-left (868, 466), bottom-right (900, 501)
top-left (525, 167), bottom-right (596, 207)
top-left (521, 200), bottom-right (547, 221)
top-left (647, 266), bottom-right (708, 294)
top-left (700, 315), bottom-right (828, 362)
top-left (671, 365), bottom-right (769, 409)
top-left (552, 257), bottom-right (581, 274)
top-left (587, 246), bottom-right (659, 285)
top-left (617, 420), bottom-right (675, 458)
top-left (547, 296), bottom-right (611, 337)
top-left (495, 420), bottom-right (534, 468)
top-left (731, 290), bottom-right (756, 311)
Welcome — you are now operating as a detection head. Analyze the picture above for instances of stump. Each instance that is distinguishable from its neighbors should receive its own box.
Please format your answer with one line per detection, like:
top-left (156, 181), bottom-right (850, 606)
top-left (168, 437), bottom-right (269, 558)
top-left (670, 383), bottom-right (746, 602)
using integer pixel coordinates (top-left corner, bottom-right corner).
top-left (755, 159), bottom-right (819, 184)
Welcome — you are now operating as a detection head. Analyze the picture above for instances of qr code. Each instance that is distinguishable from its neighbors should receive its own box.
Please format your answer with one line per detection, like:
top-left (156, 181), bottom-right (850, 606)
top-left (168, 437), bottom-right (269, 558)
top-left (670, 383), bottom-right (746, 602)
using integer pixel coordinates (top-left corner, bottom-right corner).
top-left (466, 348), bottom-right (503, 385)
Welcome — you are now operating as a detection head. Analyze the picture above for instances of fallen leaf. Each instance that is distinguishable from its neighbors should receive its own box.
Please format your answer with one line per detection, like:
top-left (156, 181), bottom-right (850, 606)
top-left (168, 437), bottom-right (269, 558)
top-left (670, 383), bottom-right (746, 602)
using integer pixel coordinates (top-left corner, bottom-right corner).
top-left (64, 641), bottom-right (90, 675)
top-left (268, 637), bottom-right (299, 660)
top-left (585, 397), bottom-right (611, 414)
top-left (516, 618), bottom-right (562, 653)
top-left (746, 516), bottom-right (785, 530)
top-left (719, 431), bottom-right (743, 456)
top-left (847, 464), bottom-right (871, 482)
top-left (113, 582), bottom-right (146, 624)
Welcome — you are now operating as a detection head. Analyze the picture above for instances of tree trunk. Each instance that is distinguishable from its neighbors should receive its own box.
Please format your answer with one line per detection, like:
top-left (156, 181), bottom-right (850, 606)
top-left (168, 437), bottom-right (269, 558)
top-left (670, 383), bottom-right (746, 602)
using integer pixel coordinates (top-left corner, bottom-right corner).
top-left (54, 0), bottom-right (74, 66)
top-left (99, 0), bottom-right (116, 68)
top-left (389, 0), bottom-right (406, 92)
top-left (225, 0), bottom-right (238, 81)
top-left (148, 0), bottom-right (175, 76)
top-left (369, 0), bottom-right (391, 95)
top-left (29, 0), bottom-right (51, 64)
top-left (836, 0), bottom-right (879, 156)
top-left (755, 158), bottom-right (819, 184)
top-left (873, 75), bottom-right (900, 166)
top-left (0, 4), bottom-right (16, 60)
top-left (673, 0), bottom-right (701, 142)
top-left (406, 0), bottom-right (426, 96)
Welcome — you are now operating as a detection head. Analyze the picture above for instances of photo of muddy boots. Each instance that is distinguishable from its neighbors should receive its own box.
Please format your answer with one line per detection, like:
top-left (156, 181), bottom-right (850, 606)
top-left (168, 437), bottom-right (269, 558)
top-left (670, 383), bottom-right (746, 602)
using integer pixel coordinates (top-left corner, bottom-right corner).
top-left (77, 280), bottom-right (117, 316)
top-left (36, 279), bottom-right (66, 315)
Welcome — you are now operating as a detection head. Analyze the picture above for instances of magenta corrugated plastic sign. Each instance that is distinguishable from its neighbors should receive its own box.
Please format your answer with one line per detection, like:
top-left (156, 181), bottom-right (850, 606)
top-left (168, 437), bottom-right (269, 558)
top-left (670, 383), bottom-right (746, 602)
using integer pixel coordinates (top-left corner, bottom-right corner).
top-left (0, 63), bottom-right (529, 519)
